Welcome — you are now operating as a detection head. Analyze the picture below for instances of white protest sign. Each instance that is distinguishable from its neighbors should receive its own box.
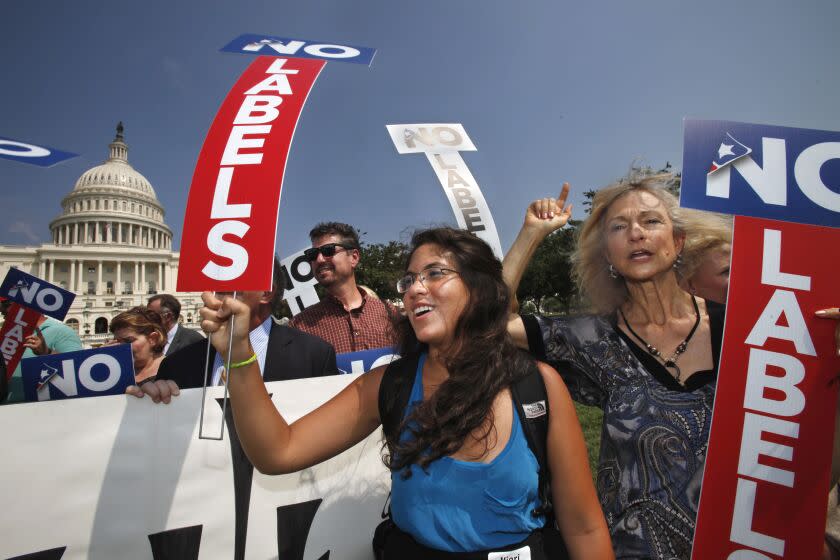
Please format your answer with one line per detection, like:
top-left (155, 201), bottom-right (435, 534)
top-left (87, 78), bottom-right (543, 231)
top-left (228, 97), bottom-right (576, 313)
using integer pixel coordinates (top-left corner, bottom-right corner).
top-left (386, 123), bottom-right (502, 258)
top-left (0, 375), bottom-right (389, 559)
top-left (280, 248), bottom-right (320, 315)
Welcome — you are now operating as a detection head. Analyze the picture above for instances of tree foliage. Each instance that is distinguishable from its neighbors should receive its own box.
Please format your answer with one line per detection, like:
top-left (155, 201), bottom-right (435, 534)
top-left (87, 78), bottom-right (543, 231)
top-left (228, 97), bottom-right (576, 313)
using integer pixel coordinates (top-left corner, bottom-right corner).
top-left (516, 222), bottom-right (580, 314)
top-left (355, 240), bottom-right (409, 302)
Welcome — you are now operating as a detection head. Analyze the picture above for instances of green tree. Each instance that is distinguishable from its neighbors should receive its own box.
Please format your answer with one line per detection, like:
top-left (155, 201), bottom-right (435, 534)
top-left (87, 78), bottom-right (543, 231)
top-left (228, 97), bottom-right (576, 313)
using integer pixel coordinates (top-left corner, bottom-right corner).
top-left (355, 240), bottom-right (409, 302)
top-left (516, 222), bottom-right (580, 314)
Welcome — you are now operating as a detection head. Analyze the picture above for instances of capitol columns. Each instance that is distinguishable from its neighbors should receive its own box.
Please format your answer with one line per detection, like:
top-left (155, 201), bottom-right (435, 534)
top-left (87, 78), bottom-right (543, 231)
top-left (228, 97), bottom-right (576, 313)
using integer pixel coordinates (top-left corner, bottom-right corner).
top-left (116, 261), bottom-right (122, 295)
top-left (97, 260), bottom-right (103, 293)
top-left (69, 260), bottom-right (75, 292)
top-left (48, 260), bottom-right (54, 283)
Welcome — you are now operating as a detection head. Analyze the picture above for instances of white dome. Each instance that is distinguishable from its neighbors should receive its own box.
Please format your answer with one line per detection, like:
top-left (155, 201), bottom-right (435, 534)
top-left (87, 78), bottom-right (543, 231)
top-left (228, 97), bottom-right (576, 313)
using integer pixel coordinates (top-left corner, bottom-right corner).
top-left (71, 122), bottom-right (159, 201)
top-left (74, 160), bottom-right (157, 198)
top-left (49, 123), bottom-right (172, 248)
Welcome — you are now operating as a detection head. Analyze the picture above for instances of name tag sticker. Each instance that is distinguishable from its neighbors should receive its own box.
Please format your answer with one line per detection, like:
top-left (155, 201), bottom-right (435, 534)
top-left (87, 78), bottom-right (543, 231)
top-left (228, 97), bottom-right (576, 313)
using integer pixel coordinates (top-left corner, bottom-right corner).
top-left (488, 545), bottom-right (531, 560)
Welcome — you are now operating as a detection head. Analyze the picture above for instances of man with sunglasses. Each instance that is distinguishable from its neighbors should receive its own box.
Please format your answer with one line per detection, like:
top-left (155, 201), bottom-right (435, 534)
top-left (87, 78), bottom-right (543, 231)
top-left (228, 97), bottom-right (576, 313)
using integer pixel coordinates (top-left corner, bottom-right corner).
top-left (147, 294), bottom-right (204, 356)
top-left (290, 222), bottom-right (396, 354)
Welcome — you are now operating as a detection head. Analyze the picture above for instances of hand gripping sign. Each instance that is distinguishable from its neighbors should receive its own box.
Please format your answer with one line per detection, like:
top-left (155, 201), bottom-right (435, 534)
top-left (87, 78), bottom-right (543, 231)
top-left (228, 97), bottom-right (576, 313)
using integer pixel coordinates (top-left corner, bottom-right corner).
top-left (682, 119), bottom-right (840, 559)
top-left (386, 124), bottom-right (503, 259)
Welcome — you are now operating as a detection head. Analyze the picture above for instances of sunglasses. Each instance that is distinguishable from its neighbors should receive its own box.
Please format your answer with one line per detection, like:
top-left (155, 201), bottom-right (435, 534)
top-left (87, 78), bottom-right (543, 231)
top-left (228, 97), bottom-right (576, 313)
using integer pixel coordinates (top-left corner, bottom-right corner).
top-left (303, 243), bottom-right (355, 262)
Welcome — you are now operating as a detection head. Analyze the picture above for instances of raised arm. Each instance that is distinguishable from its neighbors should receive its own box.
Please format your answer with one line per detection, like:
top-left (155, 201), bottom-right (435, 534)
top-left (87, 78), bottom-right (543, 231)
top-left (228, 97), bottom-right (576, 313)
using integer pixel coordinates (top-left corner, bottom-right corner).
top-left (538, 361), bottom-right (613, 559)
top-left (504, 183), bottom-right (573, 348)
top-left (202, 292), bottom-right (382, 474)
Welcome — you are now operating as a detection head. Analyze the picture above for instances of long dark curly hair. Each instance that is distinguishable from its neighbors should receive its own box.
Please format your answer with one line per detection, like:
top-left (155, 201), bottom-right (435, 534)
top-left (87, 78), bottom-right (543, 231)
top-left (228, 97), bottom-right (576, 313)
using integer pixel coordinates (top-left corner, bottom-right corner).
top-left (383, 227), bottom-right (532, 476)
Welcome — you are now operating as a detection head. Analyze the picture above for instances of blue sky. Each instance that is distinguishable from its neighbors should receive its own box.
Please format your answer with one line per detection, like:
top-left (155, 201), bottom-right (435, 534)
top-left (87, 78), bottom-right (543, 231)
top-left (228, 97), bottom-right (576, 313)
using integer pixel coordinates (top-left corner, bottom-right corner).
top-left (1, 1), bottom-right (838, 258)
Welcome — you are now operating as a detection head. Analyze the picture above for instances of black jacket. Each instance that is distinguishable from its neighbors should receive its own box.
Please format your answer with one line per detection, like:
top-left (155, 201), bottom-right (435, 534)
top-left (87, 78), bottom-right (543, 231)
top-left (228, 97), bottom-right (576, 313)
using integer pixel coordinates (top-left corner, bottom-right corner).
top-left (166, 325), bottom-right (206, 356)
top-left (157, 320), bottom-right (338, 388)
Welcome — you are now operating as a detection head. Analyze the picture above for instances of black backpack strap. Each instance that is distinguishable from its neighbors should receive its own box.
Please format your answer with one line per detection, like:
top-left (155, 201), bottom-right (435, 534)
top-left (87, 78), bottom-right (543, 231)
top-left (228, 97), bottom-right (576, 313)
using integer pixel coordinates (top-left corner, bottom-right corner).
top-left (510, 359), bottom-right (553, 520)
top-left (378, 352), bottom-right (421, 456)
top-left (374, 351), bottom-right (420, 549)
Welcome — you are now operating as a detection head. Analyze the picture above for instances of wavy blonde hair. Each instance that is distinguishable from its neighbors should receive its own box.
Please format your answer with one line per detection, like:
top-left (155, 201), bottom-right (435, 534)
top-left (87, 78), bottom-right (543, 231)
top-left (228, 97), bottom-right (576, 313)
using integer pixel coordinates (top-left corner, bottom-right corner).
top-left (573, 173), bottom-right (687, 314)
top-left (679, 211), bottom-right (733, 280)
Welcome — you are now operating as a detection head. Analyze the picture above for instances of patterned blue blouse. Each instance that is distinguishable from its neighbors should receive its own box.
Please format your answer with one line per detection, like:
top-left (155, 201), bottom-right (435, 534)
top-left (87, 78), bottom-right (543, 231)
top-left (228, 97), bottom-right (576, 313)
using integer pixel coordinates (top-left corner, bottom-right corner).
top-left (522, 302), bottom-right (724, 560)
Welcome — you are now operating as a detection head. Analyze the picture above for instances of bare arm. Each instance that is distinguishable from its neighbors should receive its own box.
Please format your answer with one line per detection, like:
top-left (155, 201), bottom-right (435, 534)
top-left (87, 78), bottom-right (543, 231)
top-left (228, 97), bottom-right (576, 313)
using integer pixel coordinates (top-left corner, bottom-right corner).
top-left (201, 292), bottom-right (382, 474)
top-left (502, 183), bottom-right (573, 305)
top-left (503, 183), bottom-right (572, 350)
top-left (539, 361), bottom-right (614, 559)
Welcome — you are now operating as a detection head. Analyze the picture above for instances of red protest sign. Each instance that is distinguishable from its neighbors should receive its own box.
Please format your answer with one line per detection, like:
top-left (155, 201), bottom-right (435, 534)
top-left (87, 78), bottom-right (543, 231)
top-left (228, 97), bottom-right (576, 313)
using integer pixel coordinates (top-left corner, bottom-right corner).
top-left (692, 216), bottom-right (840, 559)
top-left (1, 303), bottom-right (43, 376)
top-left (178, 56), bottom-right (326, 291)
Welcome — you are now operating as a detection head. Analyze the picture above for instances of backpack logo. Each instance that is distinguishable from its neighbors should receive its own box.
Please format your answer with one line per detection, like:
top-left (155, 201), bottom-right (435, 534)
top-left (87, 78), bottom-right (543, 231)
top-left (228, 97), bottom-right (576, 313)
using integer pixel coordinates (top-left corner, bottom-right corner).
top-left (522, 400), bottom-right (546, 419)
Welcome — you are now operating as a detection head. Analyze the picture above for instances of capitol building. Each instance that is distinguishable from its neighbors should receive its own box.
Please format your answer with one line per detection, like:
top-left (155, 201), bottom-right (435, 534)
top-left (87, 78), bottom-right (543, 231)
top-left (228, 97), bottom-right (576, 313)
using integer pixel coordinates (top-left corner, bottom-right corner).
top-left (0, 124), bottom-right (201, 346)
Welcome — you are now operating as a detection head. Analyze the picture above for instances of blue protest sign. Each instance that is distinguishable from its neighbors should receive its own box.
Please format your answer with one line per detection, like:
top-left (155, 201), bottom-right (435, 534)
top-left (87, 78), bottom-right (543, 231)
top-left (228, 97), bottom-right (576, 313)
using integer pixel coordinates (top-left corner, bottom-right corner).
top-left (21, 344), bottom-right (135, 402)
top-left (681, 118), bottom-right (840, 228)
top-left (221, 34), bottom-right (377, 66)
top-left (0, 136), bottom-right (79, 167)
top-left (336, 347), bottom-right (399, 375)
top-left (0, 268), bottom-right (75, 320)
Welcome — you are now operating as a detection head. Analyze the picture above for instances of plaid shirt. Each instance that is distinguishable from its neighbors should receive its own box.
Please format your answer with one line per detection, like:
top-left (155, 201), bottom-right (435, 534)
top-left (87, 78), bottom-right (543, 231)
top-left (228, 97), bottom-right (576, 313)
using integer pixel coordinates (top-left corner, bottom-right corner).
top-left (290, 289), bottom-right (397, 354)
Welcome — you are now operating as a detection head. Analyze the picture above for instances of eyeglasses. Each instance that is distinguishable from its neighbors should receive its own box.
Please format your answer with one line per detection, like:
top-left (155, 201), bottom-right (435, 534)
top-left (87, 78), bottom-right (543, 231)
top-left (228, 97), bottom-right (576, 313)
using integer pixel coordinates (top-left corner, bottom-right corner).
top-left (303, 243), bottom-right (355, 262)
top-left (396, 267), bottom-right (459, 294)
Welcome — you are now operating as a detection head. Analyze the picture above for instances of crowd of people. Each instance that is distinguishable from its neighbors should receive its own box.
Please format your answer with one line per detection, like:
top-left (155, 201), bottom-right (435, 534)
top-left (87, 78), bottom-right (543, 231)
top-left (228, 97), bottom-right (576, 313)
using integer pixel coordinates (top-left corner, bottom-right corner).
top-left (2, 190), bottom-right (839, 558)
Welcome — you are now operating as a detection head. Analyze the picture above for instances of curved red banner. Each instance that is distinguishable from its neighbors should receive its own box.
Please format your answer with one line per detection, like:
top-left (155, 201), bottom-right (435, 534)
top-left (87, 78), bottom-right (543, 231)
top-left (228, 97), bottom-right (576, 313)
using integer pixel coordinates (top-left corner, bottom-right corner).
top-left (178, 56), bottom-right (326, 291)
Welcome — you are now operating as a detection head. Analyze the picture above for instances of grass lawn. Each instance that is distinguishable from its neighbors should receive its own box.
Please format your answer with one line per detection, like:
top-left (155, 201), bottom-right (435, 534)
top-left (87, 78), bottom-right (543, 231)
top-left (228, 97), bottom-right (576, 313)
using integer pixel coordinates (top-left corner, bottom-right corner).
top-left (574, 402), bottom-right (603, 480)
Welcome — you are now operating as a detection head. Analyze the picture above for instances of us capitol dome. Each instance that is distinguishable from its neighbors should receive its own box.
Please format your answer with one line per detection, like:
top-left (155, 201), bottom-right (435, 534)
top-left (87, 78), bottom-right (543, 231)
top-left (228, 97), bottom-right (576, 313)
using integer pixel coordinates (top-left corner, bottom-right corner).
top-left (0, 123), bottom-right (201, 345)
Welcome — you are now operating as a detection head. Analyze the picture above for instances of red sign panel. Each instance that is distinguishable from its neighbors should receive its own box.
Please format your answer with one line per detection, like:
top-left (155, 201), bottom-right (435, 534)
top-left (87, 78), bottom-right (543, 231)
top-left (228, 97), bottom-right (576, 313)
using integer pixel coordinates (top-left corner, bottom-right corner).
top-left (1, 303), bottom-right (42, 376)
top-left (178, 56), bottom-right (326, 291)
top-left (692, 216), bottom-right (840, 559)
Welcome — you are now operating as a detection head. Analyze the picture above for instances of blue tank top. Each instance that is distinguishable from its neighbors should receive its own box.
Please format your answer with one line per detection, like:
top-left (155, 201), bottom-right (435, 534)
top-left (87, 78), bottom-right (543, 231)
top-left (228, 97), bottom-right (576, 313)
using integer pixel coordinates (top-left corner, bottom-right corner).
top-left (390, 353), bottom-right (545, 552)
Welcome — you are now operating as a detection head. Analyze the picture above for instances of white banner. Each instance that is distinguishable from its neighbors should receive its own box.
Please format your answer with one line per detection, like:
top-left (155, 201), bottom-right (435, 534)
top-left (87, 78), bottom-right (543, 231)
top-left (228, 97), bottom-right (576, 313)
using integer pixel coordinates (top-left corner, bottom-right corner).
top-left (0, 375), bottom-right (389, 560)
top-left (386, 123), bottom-right (502, 258)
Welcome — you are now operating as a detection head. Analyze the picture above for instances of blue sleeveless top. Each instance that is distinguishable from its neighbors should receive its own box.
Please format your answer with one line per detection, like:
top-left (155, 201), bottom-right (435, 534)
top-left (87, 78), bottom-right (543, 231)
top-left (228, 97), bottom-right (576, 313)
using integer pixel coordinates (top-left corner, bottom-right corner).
top-left (390, 353), bottom-right (544, 552)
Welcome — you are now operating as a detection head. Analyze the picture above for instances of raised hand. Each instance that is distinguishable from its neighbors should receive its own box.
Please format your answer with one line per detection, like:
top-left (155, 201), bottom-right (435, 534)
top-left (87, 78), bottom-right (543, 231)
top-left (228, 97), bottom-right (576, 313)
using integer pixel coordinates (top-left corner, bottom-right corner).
top-left (523, 182), bottom-right (573, 237)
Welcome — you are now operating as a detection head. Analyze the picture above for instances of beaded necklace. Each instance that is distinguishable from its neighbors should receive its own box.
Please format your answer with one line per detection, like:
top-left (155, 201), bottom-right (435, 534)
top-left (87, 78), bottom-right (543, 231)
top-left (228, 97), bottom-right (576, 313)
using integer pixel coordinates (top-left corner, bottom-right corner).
top-left (618, 295), bottom-right (701, 384)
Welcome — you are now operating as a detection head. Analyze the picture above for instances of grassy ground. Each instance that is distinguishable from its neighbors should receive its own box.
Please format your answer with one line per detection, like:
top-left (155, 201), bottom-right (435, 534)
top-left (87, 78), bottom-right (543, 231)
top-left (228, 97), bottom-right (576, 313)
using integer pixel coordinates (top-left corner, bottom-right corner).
top-left (574, 403), bottom-right (603, 480)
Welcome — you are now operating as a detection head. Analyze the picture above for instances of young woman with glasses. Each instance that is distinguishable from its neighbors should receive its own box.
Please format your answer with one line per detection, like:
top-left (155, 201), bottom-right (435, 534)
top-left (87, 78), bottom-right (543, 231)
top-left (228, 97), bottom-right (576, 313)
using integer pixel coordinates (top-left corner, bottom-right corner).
top-left (197, 227), bottom-right (613, 559)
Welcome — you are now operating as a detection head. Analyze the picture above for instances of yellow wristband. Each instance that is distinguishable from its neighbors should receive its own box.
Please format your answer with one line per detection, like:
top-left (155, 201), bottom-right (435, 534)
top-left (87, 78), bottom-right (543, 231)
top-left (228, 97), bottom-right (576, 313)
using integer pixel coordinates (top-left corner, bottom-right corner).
top-left (229, 353), bottom-right (257, 369)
